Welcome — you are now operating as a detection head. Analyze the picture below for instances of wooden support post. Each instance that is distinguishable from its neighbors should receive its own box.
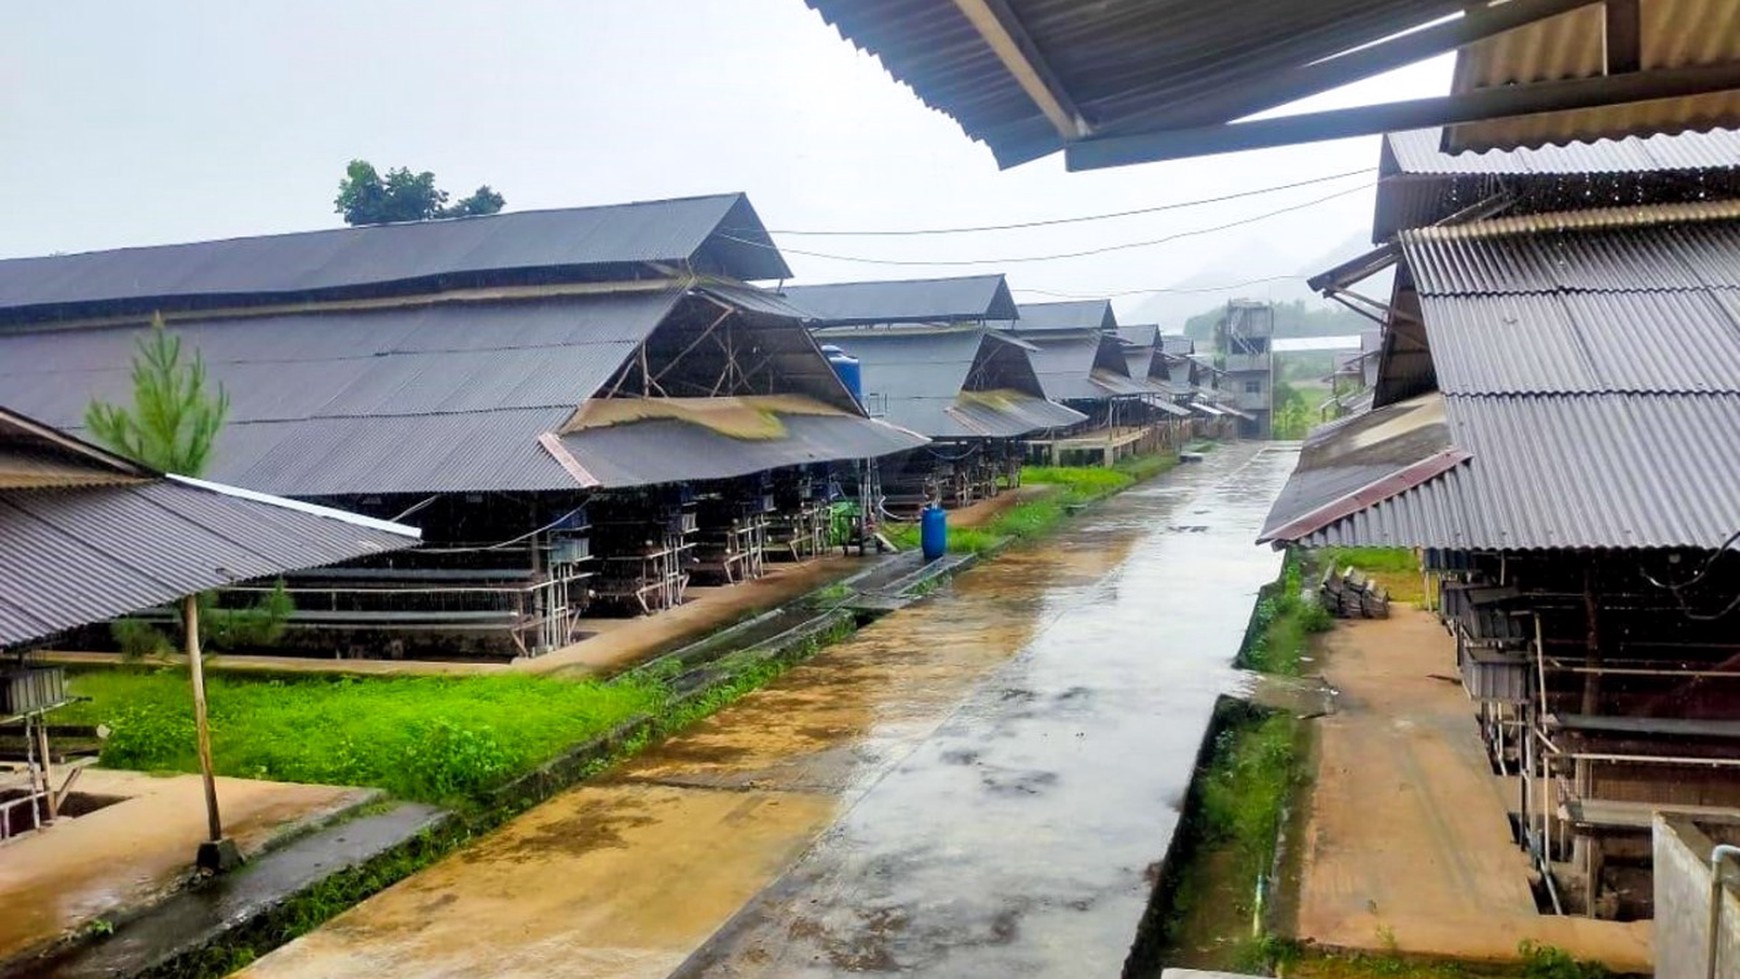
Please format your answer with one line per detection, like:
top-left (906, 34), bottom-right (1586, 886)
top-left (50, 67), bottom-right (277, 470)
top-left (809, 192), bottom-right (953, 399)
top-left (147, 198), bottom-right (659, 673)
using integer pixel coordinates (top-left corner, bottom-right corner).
top-left (35, 718), bottom-right (56, 821)
top-left (186, 596), bottom-right (221, 843)
top-left (1582, 566), bottom-right (1601, 714)
top-left (186, 596), bottom-right (240, 871)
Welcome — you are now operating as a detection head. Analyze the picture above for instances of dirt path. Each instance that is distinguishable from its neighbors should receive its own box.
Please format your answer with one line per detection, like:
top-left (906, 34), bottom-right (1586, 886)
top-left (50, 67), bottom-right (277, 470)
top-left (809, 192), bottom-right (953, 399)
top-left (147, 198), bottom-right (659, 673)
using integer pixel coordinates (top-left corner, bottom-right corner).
top-left (1293, 610), bottom-right (1652, 971)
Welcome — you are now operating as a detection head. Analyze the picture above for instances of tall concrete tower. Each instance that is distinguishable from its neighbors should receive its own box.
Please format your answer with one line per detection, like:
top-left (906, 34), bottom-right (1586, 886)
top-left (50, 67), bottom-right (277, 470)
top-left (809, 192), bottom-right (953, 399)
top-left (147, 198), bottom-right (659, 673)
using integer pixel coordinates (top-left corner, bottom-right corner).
top-left (1215, 299), bottom-right (1274, 438)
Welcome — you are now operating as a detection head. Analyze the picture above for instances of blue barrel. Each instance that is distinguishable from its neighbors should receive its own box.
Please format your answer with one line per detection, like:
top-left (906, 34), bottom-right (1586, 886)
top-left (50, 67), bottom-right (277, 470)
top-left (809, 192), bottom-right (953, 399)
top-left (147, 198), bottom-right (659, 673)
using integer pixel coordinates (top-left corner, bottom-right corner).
top-left (819, 344), bottom-right (863, 406)
top-left (920, 504), bottom-right (948, 561)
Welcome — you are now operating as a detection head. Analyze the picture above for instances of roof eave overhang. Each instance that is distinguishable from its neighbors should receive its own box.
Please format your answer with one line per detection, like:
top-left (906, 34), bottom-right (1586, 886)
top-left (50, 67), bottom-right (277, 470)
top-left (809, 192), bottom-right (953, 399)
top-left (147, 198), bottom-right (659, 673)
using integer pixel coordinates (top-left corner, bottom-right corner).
top-left (1261, 447), bottom-right (1473, 547)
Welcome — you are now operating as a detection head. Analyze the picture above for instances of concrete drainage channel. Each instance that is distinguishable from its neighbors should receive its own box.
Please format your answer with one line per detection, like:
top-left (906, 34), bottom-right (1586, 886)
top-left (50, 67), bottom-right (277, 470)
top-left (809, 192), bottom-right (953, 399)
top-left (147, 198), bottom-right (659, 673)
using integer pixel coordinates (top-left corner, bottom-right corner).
top-left (7, 547), bottom-right (985, 979)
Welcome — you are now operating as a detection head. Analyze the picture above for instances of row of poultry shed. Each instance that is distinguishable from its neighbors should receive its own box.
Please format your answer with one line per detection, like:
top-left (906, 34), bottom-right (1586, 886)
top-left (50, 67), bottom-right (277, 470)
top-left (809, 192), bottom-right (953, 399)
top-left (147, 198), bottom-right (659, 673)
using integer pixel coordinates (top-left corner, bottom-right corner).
top-left (0, 195), bottom-right (1240, 670)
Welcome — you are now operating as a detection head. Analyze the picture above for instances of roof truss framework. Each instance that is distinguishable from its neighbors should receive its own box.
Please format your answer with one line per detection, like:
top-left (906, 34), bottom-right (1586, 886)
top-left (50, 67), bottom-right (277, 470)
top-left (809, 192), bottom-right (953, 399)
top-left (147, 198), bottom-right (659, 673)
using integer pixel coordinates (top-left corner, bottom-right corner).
top-left (806, 0), bottom-right (1740, 168)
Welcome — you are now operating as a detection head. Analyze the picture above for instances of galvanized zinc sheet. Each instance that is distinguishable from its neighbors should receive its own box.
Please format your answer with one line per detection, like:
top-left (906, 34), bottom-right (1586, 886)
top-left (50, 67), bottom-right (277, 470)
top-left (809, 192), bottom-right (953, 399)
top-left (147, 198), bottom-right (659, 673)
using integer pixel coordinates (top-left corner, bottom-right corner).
top-left (802, 0), bottom-right (1466, 167)
top-left (1385, 126), bottom-right (1740, 176)
top-left (0, 194), bottom-right (788, 316)
top-left (1275, 210), bottom-right (1740, 551)
top-left (1446, 0), bottom-right (1740, 154)
top-left (1006, 300), bottom-right (1116, 333)
top-left (812, 327), bottom-right (1077, 437)
top-left (779, 274), bottom-right (1017, 325)
top-left (1402, 218), bottom-right (1740, 295)
top-left (0, 292), bottom-right (688, 496)
top-left (0, 475), bottom-right (417, 648)
top-left (1296, 393), bottom-right (1740, 551)
top-left (559, 413), bottom-right (928, 489)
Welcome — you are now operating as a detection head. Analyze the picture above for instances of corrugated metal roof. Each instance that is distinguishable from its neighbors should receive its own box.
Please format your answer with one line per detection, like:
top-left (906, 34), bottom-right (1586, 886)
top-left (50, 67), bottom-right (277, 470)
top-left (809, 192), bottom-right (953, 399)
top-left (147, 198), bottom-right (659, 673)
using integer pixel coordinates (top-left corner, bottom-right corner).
top-left (0, 413), bottom-right (418, 647)
top-left (1271, 208), bottom-right (1740, 551)
top-left (778, 274), bottom-right (1017, 325)
top-left (558, 411), bottom-right (928, 489)
top-left (1159, 334), bottom-right (1195, 355)
top-left (0, 194), bottom-right (789, 320)
top-left (1295, 393), bottom-right (1740, 551)
top-left (1420, 292), bottom-right (1740, 395)
top-left (1385, 125), bottom-right (1740, 176)
top-left (0, 283), bottom-right (877, 497)
top-left (1446, 0), bottom-right (1740, 154)
top-left (0, 292), bottom-right (682, 495)
top-left (1114, 323), bottom-right (1161, 347)
top-left (802, 0), bottom-right (1467, 168)
top-left (809, 326), bottom-right (1080, 437)
top-left (1024, 334), bottom-right (1145, 401)
top-left (1004, 299), bottom-right (1116, 333)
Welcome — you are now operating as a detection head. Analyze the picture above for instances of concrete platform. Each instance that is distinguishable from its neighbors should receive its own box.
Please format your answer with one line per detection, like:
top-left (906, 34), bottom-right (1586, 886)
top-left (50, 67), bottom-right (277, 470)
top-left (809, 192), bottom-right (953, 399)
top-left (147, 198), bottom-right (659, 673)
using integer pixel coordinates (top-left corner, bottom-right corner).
top-left (1292, 609), bottom-right (1652, 972)
top-left (0, 769), bottom-right (375, 968)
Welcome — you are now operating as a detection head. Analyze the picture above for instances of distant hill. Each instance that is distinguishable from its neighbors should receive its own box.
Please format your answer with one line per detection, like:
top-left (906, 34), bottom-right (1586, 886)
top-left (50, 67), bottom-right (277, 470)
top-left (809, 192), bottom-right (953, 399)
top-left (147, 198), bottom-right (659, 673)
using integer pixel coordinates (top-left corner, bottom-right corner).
top-left (1123, 229), bottom-right (1392, 339)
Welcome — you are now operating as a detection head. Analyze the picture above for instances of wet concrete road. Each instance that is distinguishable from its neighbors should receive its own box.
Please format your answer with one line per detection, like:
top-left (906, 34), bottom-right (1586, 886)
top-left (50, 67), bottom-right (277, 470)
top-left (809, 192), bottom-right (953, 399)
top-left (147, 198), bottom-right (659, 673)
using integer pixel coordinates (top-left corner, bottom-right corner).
top-left (240, 442), bottom-right (1297, 979)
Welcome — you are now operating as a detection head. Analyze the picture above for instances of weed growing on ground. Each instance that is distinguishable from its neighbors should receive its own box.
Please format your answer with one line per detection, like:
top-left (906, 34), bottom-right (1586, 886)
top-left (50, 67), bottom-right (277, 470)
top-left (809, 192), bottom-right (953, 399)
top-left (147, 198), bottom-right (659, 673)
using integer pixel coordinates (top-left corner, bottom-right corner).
top-left (1518, 941), bottom-right (1611, 979)
top-left (59, 670), bottom-right (663, 806)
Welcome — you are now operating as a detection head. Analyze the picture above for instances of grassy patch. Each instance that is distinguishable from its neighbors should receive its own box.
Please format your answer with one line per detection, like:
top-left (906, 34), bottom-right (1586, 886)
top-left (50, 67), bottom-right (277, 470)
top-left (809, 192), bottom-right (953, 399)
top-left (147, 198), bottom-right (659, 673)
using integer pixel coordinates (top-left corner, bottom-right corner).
top-left (1241, 554), bottom-right (1334, 677)
top-left (889, 455), bottom-right (1176, 555)
top-left (1161, 708), bottom-right (1306, 971)
top-left (58, 670), bottom-right (663, 807)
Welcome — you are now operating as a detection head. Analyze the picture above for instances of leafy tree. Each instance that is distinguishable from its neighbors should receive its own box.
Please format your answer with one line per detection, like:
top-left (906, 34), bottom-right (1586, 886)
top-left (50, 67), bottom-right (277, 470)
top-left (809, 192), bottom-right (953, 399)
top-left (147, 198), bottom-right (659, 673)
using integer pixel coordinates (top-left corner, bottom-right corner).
top-left (85, 314), bottom-right (230, 476)
top-left (334, 159), bottom-right (506, 225)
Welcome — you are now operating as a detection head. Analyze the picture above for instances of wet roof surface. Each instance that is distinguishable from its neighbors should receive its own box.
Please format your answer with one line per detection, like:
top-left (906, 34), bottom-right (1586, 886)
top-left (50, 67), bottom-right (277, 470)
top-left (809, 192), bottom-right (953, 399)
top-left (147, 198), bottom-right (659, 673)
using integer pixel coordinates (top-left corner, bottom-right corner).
top-left (779, 275), bottom-right (1017, 325)
top-left (1269, 207), bottom-right (1740, 551)
top-left (0, 411), bottom-right (417, 646)
top-left (0, 194), bottom-right (788, 317)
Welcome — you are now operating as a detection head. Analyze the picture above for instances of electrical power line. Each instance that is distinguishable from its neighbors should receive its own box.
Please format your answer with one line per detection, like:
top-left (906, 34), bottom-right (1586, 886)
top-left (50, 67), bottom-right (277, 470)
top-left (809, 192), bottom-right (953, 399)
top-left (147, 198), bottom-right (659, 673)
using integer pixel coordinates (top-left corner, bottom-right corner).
top-left (756, 167), bottom-right (1376, 237)
top-left (1011, 275), bottom-right (1314, 300)
top-left (719, 182), bottom-right (1374, 268)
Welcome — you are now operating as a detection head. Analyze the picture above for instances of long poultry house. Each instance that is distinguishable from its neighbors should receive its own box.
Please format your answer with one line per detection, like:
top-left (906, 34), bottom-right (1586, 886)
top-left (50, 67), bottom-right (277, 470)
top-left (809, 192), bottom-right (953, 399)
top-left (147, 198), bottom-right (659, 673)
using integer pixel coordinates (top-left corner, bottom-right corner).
top-left (0, 194), bottom-right (927, 659)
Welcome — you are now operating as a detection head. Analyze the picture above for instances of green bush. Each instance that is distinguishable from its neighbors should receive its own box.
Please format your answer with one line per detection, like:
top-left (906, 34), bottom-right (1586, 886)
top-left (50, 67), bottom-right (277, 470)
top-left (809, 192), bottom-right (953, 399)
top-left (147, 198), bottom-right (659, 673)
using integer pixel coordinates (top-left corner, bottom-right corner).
top-left (202, 581), bottom-right (295, 650)
top-left (111, 618), bottom-right (174, 660)
top-left (1298, 596), bottom-right (1335, 634)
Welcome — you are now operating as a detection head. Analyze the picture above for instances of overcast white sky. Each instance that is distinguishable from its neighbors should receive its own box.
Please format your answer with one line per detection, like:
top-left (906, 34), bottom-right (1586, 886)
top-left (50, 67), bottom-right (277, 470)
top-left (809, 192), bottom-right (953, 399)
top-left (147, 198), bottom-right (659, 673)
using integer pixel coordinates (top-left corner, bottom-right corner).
top-left (1, 1), bottom-right (1452, 320)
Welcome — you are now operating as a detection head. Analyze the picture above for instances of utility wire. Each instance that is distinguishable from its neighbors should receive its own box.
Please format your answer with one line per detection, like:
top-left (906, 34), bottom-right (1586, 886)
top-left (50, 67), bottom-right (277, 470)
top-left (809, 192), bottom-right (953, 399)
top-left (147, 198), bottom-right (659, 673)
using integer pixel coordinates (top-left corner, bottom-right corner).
top-left (1012, 274), bottom-right (1313, 301)
top-left (753, 167), bottom-right (1375, 237)
top-left (716, 183), bottom-right (1373, 268)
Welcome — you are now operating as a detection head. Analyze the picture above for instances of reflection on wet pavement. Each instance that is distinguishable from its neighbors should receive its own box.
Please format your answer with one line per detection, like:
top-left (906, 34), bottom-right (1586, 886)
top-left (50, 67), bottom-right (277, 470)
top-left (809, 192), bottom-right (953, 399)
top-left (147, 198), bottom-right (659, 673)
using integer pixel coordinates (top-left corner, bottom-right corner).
top-left (239, 443), bottom-right (1297, 979)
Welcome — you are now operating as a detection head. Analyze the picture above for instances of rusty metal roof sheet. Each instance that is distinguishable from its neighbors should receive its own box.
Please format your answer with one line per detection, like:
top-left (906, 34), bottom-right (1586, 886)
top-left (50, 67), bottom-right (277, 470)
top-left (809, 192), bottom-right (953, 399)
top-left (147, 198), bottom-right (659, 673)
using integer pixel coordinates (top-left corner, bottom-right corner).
top-left (1446, 0), bottom-right (1740, 154)
top-left (778, 274), bottom-right (1018, 325)
top-left (0, 410), bottom-right (418, 647)
top-left (0, 194), bottom-right (788, 321)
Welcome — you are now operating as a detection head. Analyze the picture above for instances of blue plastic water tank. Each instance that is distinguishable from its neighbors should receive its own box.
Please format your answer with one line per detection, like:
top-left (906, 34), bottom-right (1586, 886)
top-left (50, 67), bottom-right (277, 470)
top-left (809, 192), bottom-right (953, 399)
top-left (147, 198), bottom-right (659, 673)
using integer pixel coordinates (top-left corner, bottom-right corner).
top-left (819, 344), bottom-right (863, 406)
top-left (920, 504), bottom-right (948, 562)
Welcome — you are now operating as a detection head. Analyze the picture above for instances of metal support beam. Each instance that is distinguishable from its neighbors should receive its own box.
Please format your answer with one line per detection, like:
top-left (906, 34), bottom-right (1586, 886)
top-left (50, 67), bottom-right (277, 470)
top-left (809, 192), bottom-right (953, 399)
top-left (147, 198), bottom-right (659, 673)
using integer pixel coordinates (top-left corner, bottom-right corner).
top-left (948, 0), bottom-right (1089, 140)
top-left (1146, 0), bottom-right (1602, 132)
top-left (1067, 60), bottom-right (1740, 169)
top-left (1605, 0), bottom-right (1642, 75)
